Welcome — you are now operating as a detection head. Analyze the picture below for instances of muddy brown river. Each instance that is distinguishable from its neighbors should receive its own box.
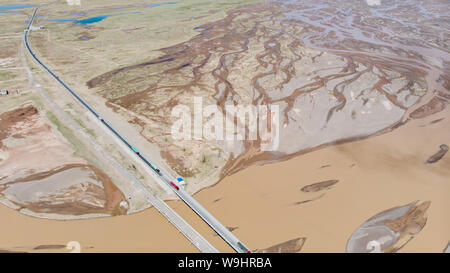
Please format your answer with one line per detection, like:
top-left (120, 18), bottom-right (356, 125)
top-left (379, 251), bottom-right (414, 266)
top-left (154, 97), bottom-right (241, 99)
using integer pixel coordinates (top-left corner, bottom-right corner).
top-left (1, 0), bottom-right (448, 252)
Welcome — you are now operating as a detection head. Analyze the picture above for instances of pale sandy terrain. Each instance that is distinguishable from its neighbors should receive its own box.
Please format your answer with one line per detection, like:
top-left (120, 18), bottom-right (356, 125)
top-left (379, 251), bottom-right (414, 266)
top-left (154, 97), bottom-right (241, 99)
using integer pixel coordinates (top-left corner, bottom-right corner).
top-left (0, 102), bottom-right (129, 218)
top-left (0, 0), bottom-right (448, 253)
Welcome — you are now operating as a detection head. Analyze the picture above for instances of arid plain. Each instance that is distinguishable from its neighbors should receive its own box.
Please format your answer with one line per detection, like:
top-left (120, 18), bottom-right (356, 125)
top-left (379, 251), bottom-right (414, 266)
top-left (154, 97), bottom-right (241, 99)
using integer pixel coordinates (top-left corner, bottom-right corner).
top-left (0, 0), bottom-right (448, 252)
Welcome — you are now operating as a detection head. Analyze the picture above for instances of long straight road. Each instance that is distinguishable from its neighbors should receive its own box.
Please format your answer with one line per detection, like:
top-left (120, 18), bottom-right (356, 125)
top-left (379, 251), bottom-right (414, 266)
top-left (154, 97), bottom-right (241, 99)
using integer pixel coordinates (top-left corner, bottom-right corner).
top-left (25, 7), bottom-right (251, 253)
top-left (21, 15), bottom-right (217, 254)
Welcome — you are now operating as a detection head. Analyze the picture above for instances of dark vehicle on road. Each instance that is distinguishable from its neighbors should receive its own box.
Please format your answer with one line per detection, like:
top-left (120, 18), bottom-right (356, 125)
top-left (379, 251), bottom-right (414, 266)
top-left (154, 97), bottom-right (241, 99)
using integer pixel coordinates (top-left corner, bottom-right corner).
top-left (237, 242), bottom-right (251, 253)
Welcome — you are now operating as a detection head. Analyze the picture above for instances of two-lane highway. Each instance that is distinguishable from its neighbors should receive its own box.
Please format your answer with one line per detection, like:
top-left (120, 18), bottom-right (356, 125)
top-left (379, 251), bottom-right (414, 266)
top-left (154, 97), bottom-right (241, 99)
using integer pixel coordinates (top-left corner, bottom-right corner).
top-left (25, 7), bottom-right (251, 253)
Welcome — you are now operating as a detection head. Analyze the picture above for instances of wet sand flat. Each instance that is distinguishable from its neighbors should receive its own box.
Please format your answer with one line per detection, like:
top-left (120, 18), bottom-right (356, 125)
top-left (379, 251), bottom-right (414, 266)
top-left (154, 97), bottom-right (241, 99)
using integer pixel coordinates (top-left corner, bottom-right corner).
top-left (80, 0), bottom-right (449, 196)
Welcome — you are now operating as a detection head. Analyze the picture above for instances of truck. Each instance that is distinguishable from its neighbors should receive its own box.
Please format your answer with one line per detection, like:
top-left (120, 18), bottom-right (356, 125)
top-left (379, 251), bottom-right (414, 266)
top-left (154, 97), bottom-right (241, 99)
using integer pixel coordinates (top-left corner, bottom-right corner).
top-left (169, 182), bottom-right (179, 190)
top-left (131, 146), bottom-right (140, 155)
top-left (176, 177), bottom-right (186, 187)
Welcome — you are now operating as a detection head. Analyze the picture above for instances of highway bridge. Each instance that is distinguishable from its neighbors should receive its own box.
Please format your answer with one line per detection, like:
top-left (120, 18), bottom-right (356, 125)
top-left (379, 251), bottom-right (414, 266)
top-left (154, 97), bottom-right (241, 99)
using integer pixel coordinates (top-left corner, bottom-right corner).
top-left (25, 7), bottom-right (251, 253)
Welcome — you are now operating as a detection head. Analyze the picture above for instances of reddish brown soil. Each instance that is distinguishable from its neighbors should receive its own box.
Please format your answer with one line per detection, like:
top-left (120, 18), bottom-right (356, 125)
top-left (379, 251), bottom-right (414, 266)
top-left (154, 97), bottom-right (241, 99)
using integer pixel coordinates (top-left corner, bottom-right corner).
top-left (3, 164), bottom-right (127, 216)
top-left (0, 105), bottom-right (39, 149)
top-left (0, 104), bottom-right (126, 216)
